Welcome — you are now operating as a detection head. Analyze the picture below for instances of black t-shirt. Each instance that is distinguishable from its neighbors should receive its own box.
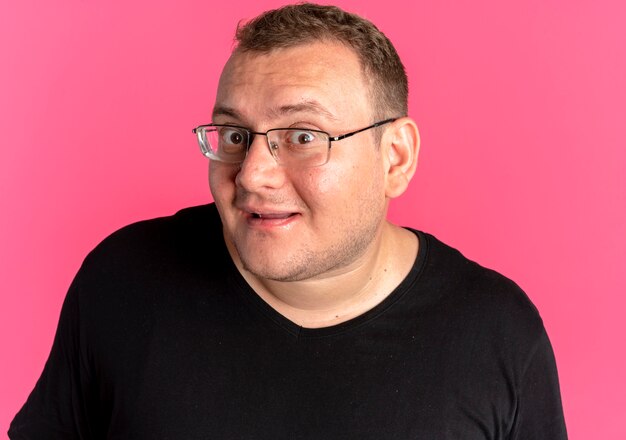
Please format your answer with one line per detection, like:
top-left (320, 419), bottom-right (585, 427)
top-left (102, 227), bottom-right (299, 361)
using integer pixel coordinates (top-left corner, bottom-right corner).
top-left (10, 204), bottom-right (567, 439)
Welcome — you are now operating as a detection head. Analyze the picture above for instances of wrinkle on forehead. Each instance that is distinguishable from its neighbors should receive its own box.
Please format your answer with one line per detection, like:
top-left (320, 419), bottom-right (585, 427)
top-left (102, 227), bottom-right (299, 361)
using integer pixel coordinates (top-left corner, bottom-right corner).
top-left (213, 101), bottom-right (339, 122)
top-left (214, 42), bottom-right (371, 126)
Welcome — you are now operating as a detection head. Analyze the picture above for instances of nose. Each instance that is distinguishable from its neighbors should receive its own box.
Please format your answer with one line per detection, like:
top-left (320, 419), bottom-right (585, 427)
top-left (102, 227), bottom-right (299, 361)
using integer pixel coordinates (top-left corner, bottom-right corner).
top-left (235, 134), bottom-right (285, 191)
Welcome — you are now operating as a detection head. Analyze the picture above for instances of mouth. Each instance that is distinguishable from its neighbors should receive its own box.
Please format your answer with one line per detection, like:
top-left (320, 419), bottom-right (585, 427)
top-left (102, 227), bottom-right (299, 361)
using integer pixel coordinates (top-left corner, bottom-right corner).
top-left (244, 209), bottom-right (300, 228)
top-left (250, 212), bottom-right (296, 220)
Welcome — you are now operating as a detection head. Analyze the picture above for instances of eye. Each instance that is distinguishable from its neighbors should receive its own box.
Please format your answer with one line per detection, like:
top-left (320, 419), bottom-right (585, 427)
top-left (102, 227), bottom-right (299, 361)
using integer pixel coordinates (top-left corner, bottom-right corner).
top-left (287, 130), bottom-right (316, 145)
top-left (220, 128), bottom-right (247, 145)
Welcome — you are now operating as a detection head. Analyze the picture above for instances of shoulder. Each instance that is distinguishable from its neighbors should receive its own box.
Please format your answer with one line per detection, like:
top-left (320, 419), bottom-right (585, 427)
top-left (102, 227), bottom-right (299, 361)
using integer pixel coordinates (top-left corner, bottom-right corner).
top-left (94, 203), bottom-right (219, 249)
top-left (401, 232), bottom-right (566, 437)
top-left (63, 203), bottom-right (228, 326)
top-left (85, 203), bottom-right (220, 263)
top-left (412, 230), bottom-right (546, 348)
top-left (71, 203), bottom-right (225, 293)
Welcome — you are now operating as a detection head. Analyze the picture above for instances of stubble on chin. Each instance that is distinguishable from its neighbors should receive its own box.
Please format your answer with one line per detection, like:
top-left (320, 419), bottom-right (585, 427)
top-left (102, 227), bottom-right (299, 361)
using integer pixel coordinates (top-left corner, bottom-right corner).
top-left (233, 220), bottom-right (379, 283)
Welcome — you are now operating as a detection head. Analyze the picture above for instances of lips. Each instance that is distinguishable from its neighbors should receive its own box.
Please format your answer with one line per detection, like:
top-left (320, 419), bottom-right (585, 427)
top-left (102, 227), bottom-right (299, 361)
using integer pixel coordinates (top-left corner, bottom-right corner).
top-left (235, 200), bottom-right (301, 227)
top-left (242, 207), bottom-right (300, 228)
top-left (251, 212), bottom-right (294, 219)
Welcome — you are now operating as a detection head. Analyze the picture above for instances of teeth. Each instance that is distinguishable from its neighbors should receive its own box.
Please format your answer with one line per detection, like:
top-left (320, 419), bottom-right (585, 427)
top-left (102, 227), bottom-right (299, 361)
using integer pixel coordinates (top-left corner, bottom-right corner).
top-left (252, 212), bottom-right (292, 219)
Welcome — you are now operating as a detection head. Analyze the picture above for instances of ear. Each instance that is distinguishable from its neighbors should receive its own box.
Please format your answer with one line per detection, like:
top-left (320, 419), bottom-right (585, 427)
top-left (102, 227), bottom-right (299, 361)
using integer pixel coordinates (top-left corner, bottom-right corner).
top-left (382, 117), bottom-right (420, 199)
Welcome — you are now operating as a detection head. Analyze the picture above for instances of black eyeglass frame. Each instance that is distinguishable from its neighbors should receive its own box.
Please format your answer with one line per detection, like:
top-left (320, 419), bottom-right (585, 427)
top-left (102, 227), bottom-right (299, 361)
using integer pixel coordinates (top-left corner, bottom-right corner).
top-left (191, 118), bottom-right (398, 165)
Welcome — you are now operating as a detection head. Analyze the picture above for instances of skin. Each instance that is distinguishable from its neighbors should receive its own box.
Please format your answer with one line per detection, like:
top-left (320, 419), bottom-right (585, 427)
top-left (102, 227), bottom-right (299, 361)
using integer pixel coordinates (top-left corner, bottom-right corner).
top-left (209, 41), bottom-right (420, 328)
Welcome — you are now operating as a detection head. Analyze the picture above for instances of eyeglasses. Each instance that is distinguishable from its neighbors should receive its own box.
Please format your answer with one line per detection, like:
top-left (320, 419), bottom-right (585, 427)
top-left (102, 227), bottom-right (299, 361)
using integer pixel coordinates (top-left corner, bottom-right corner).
top-left (191, 118), bottom-right (397, 168)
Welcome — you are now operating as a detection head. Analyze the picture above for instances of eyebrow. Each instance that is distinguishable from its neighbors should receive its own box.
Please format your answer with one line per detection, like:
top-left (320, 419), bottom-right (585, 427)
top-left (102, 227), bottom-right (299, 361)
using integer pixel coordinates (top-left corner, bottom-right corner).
top-left (212, 105), bottom-right (241, 120)
top-left (272, 101), bottom-right (339, 121)
top-left (211, 100), bottom-right (339, 123)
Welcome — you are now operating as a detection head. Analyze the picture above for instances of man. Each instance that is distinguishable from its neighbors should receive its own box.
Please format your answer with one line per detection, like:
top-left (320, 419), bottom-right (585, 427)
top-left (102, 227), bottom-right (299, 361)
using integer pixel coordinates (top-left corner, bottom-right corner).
top-left (10, 3), bottom-right (567, 439)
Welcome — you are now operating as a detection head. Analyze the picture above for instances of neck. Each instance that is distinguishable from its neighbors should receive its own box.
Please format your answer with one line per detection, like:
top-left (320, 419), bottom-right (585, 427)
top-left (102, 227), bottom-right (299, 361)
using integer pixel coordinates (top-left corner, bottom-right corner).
top-left (229, 222), bottom-right (418, 328)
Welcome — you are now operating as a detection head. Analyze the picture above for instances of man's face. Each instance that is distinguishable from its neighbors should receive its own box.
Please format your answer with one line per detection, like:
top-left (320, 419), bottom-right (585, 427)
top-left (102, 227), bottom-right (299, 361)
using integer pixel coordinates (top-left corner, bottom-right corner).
top-left (209, 41), bottom-right (390, 282)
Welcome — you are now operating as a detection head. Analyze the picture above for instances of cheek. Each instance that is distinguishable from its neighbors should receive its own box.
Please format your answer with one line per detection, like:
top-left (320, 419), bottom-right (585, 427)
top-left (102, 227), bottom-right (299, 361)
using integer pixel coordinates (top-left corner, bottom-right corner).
top-left (209, 163), bottom-right (238, 200)
top-left (287, 166), bottom-right (342, 208)
top-left (313, 170), bottom-right (342, 197)
top-left (292, 157), bottom-right (384, 214)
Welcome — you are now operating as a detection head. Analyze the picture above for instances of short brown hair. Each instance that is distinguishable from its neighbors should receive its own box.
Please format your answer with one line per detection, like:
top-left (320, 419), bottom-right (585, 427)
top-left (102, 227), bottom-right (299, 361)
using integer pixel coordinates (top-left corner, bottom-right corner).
top-left (234, 3), bottom-right (408, 120)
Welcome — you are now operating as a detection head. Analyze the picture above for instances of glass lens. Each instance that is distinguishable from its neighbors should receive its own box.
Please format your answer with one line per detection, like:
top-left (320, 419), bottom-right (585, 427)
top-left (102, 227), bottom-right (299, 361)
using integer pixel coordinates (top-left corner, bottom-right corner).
top-left (268, 129), bottom-right (330, 167)
top-left (198, 125), bottom-right (249, 163)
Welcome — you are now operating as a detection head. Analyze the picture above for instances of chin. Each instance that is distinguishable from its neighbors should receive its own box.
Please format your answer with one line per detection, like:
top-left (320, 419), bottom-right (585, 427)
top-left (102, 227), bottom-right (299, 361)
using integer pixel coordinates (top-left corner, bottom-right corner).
top-left (236, 241), bottom-right (327, 282)
top-left (240, 255), bottom-right (313, 282)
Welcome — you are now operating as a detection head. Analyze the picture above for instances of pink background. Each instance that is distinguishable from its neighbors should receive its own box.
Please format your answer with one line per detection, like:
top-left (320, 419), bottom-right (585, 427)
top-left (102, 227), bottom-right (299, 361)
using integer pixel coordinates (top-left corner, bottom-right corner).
top-left (1, 0), bottom-right (625, 438)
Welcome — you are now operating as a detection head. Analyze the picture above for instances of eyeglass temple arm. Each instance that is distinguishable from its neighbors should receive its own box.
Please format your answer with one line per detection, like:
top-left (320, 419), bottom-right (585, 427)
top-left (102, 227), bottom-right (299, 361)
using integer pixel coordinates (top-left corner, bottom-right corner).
top-left (329, 118), bottom-right (397, 142)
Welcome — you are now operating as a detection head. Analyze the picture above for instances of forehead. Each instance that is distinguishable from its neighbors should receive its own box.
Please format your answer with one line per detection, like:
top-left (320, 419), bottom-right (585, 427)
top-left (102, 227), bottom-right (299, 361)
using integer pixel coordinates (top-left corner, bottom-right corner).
top-left (214, 41), bottom-right (372, 125)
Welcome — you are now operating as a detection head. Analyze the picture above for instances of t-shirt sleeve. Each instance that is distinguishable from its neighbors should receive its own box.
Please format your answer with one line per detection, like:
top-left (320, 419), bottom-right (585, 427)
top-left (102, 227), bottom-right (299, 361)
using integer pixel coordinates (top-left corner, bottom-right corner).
top-left (509, 329), bottom-right (568, 440)
top-left (8, 280), bottom-right (92, 439)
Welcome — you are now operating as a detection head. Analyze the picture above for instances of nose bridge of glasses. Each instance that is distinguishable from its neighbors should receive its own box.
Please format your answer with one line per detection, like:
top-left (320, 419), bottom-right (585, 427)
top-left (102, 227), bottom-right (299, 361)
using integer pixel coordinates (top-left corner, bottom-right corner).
top-left (245, 130), bottom-right (279, 162)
